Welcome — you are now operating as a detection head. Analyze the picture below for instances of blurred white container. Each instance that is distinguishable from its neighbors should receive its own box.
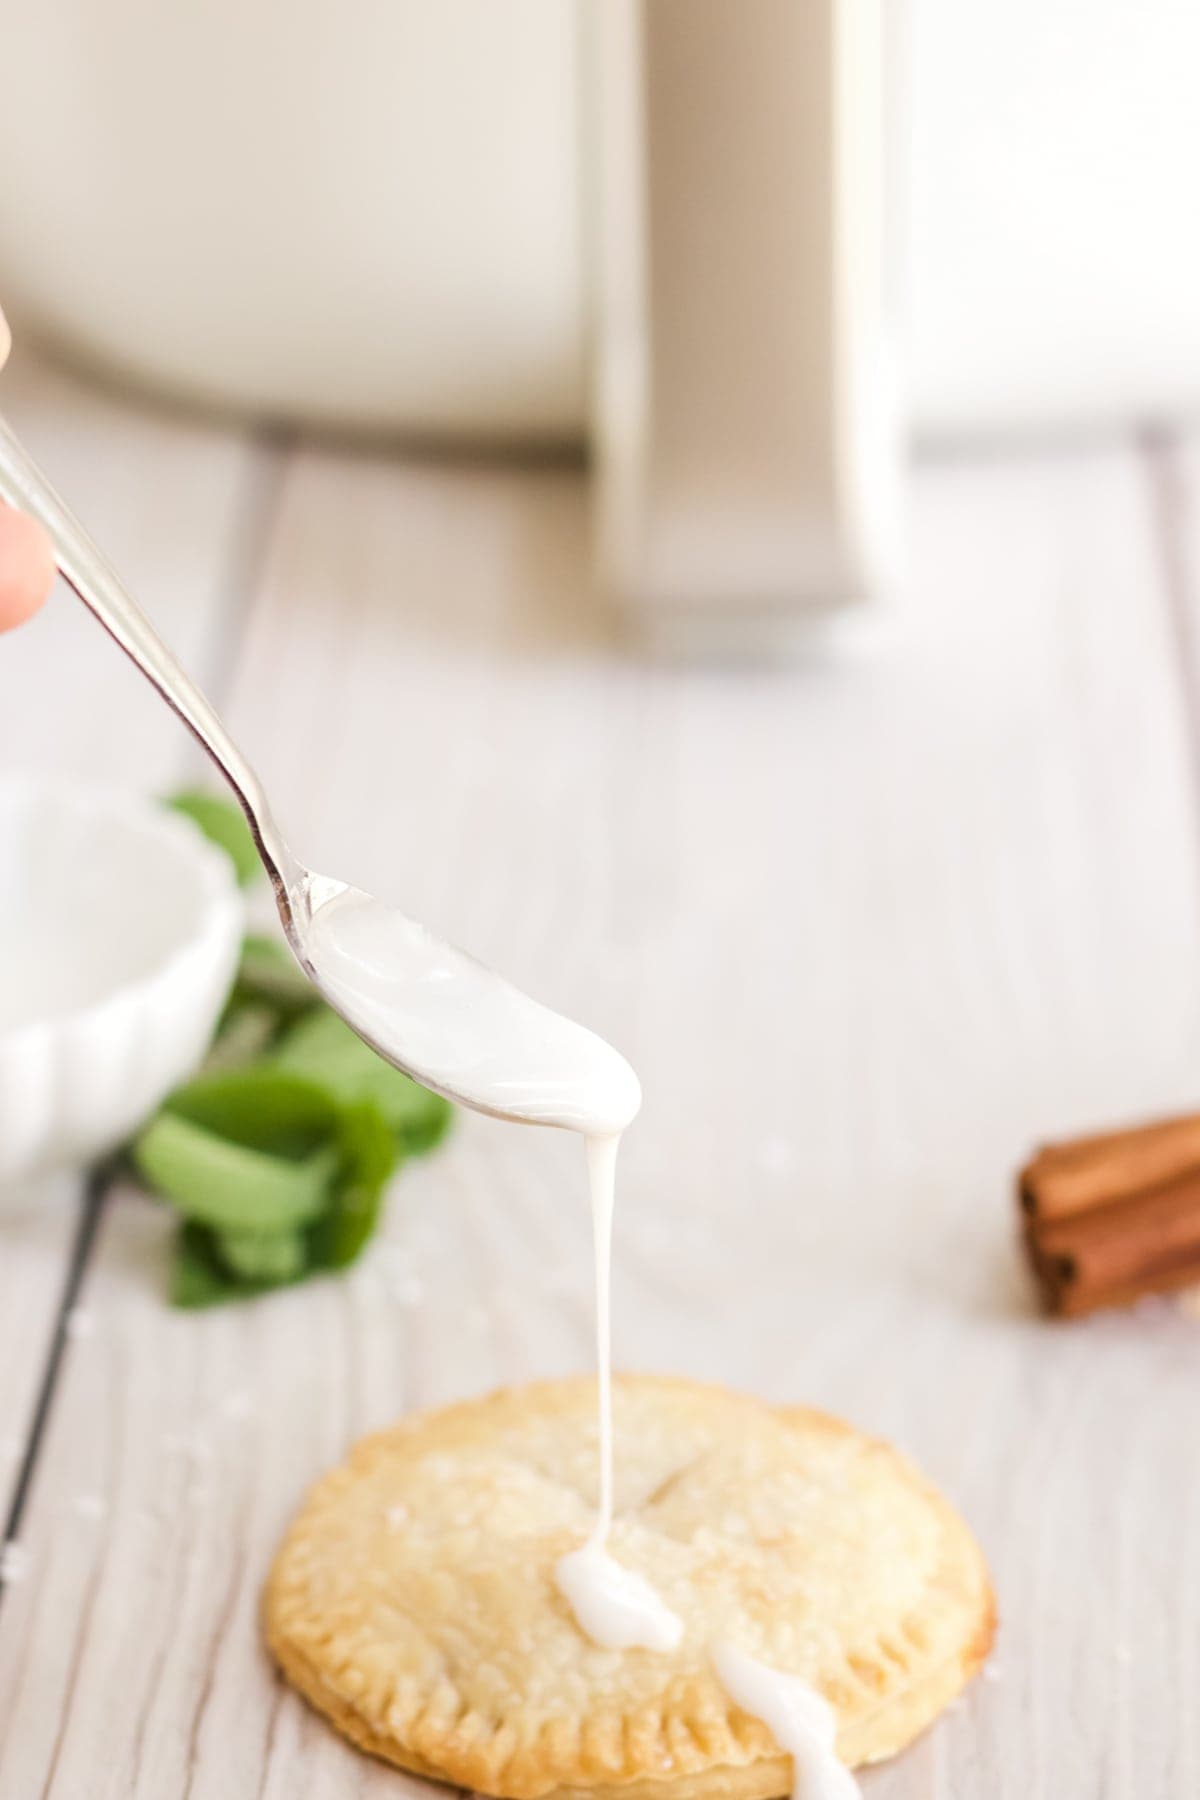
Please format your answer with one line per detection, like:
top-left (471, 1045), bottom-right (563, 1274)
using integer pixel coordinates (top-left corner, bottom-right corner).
top-left (0, 779), bottom-right (242, 1187)
top-left (0, 0), bottom-right (585, 439)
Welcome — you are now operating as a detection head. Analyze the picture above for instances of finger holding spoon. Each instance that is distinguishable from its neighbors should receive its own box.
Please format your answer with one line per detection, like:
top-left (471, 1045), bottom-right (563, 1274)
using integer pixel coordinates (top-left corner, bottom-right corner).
top-left (0, 305), bottom-right (56, 631)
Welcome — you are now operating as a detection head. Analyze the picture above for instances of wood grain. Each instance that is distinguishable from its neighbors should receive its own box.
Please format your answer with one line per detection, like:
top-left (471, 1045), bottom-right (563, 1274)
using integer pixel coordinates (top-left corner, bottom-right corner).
top-left (0, 345), bottom-right (256, 1528)
top-left (1153, 428), bottom-right (1200, 786)
top-left (3, 420), bottom-right (1200, 1796)
top-left (0, 345), bottom-right (258, 779)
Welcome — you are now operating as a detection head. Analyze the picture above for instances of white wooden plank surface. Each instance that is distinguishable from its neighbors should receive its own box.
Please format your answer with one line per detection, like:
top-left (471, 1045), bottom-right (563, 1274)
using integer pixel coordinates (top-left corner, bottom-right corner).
top-left (0, 346), bottom-right (257, 779)
top-left (4, 428), bottom-right (1200, 1798)
top-left (1157, 428), bottom-right (1200, 761)
top-left (0, 346), bottom-right (256, 1524)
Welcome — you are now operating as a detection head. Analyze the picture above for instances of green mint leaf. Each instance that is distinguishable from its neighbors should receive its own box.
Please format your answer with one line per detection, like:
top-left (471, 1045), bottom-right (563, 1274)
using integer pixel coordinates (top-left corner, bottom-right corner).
top-left (137, 924), bottom-right (452, 1306)
top-left (231, 934), bottom-right (318, 1017)
top-left (172, 1220), bottom-right (309, 1306)
top-left (172, 1222), bottom-right (243, 1307)
top-left (162, 1066), bottom-right (339, 1158)
top-left (203, 998), bottom-right (280, 1074)
top-left (217, 1225), bottom-right (308, 1284)
top-left (145, 1068), bottom-right (401, 1301)
top-left (308, 1100), bottom-right (399, 1270)
top-left (274, 1008), bottom-right (453, 1152)
top-left (134, 1108), bottom-right (337, 1232)
top-left (168, 790), bottom-right (261, 887)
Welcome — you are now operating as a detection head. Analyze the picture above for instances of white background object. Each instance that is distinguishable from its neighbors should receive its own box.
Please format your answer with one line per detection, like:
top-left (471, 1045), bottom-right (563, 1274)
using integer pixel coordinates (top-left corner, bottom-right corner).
top-left (0, 0), bottom-right (584, 438)
top-left (907, 0), bottom-right (1200, 436)
top-left (1, 0), bottom-right (1197, 440)
top-left (593, 0), bottom-right (897, 639)
top-left (0, 777), bottom-right (241, 1185)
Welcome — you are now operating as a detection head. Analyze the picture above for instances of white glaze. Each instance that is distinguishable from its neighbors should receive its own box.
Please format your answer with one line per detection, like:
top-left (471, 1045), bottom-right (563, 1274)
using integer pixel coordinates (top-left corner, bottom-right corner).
top-left (303, 887), bottom-right (641, 1134)
top-left (556, 1541), bottom-right (683, 1653)
top-left (551, 1132), bottom-right (684, 1651)
top-left (711, 1643), bottom-right (860, 1800)
top-left (305, 890), bottom-right (678, 1643)
top-left (302, 884), bottom-right (677, 1643)
top-left (587, 1133), bottom-right (617, 1538)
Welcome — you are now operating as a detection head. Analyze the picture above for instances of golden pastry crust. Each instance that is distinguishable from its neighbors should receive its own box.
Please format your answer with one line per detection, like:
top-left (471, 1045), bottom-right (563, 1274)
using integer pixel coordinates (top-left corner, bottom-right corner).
top-left (265, 1376), bottom-right (994, 1799)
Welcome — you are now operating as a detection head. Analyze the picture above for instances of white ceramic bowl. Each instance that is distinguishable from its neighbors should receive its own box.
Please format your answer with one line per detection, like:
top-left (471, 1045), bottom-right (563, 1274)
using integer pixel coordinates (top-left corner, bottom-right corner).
top-left (0, 777), bottom-right (243, 1185)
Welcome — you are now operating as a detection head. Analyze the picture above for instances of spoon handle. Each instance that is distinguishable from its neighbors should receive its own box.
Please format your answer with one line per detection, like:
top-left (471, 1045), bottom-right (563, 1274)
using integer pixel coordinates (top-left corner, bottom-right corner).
top-left (0, 410), bottom-right (299, 901)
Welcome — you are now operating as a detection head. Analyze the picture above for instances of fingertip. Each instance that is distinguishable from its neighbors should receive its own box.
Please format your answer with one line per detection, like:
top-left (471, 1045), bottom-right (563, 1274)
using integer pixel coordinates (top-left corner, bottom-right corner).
top-left (0, 504), bottom-right (56, 630)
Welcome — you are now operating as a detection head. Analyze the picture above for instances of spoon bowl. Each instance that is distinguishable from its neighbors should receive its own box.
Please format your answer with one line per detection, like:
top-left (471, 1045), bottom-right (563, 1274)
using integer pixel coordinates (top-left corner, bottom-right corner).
top-left (287, 874), bottom-right (641, 1135)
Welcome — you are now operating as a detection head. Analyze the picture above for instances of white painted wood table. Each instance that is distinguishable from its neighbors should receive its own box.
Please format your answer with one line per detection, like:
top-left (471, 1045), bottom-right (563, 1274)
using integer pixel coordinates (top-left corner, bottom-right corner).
top-left (2, 347), bottom-right (1200, 1798)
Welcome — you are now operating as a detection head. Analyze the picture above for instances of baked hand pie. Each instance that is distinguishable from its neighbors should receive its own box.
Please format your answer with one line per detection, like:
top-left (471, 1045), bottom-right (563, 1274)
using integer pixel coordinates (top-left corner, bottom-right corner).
top-left (265, 1376), bottom-right (994, 1798)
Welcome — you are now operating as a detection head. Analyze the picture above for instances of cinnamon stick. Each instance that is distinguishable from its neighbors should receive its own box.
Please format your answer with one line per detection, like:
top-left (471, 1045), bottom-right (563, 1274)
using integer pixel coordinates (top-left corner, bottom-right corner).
top-left (1020, 1111), bottom-right (1200, 1316)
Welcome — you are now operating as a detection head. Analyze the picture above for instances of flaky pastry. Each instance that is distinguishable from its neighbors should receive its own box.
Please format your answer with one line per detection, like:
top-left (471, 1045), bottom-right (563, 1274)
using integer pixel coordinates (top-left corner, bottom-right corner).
top-left (266, 1376), bottom-right (994, 1798)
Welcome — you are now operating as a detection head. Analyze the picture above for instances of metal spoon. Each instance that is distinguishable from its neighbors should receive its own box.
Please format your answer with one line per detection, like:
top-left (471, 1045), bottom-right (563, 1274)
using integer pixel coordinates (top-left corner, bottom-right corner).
top-left (0, 413), bottom-right (640, 1135)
